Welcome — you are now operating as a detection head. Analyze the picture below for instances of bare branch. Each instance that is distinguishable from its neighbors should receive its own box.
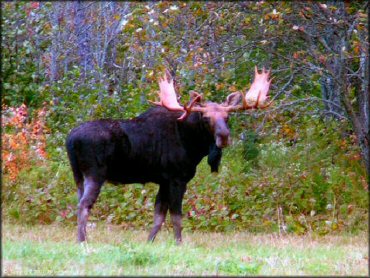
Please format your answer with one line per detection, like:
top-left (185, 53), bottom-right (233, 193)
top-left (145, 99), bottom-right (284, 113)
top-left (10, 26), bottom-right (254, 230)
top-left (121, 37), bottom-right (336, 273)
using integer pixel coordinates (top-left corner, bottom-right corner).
top-left (270, 72), bottom-right (296, 101)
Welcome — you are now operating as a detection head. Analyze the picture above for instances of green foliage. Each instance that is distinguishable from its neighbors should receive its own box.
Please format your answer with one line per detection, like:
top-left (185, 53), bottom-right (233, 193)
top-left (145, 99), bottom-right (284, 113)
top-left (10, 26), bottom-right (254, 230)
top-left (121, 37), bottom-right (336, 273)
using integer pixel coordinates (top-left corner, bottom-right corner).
top-left (2, 2), bottom-right (50, 107)
top-left (242, 130), bottom-right (260, 165)
top-left (217, 259), bottom-right (262, 275)
top-left (3, 160), bottom-right (76, 225)
top-left (3, 115), bottom-right (367, 235)
top-left (1, 1), bottom-right (367, 237)
top-left (187, 116), bottom-right (367, 234)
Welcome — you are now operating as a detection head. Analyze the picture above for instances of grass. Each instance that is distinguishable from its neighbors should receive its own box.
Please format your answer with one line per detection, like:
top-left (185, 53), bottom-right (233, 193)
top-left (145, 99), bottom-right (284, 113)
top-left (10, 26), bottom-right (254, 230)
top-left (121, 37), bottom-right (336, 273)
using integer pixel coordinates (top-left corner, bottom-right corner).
top-left (2, 221), bottom-right (368, 276)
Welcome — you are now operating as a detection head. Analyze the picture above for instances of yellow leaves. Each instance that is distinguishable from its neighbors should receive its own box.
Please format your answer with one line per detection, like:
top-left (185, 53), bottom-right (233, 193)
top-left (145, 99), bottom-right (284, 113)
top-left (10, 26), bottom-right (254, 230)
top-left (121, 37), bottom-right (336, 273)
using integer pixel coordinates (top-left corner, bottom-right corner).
top-left (228, 85), bottom-right (237, 92)
top-left (145, 69), bottom-right (156, 82)
top-left (216, 83), bottom-right (225, 91)
top-left (355, 19), bottom-right (366, 31)
top-left (264, 9), bottom-right (281, 21)
top-left (185, 52), bottom-right (194, 63)
top-left (43, 22), bottom-right (52, 33)
top-left (281, 123), bottom-right (297, 141)
top-left (244, 17), bottom-right (252, 25)
top-left (357, 11), bottom-right (367, 19)
top-left (194, 8), bottom-right (205, 17)
top-left (123, 23), bottom-right (135, 33)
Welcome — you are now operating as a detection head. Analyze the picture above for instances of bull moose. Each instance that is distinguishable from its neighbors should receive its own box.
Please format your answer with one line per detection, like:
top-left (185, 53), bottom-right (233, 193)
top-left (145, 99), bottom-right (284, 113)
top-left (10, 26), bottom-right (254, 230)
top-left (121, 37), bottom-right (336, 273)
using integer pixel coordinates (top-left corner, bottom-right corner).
top-left (66, 67), bottom-right (272, 243)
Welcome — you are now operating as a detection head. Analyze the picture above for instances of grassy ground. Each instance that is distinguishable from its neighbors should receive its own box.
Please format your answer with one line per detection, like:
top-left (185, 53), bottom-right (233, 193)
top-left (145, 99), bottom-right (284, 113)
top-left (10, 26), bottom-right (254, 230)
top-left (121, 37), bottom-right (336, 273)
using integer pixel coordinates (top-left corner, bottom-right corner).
top-left (2, 222), bottom-right (368, 276)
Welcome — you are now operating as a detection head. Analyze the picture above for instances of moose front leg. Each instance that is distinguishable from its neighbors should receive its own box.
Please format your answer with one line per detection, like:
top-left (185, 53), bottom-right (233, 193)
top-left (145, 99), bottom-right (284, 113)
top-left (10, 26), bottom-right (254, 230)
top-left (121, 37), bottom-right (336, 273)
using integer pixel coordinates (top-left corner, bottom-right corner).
top-left (170, 213), bottom-right (183, 244)
top-left (169, 182), bottom-right (187, 245)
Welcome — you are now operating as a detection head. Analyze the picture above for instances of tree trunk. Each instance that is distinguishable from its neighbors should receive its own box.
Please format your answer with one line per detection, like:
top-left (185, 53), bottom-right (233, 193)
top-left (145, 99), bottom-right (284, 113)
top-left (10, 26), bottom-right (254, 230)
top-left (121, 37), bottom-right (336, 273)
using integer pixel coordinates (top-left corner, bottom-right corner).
top-left (74, 1), bottom-right (93, 81)
top-left (320, 76), bottom-right (345, 119)
top-left (49, 2), bottom-right (61, 83)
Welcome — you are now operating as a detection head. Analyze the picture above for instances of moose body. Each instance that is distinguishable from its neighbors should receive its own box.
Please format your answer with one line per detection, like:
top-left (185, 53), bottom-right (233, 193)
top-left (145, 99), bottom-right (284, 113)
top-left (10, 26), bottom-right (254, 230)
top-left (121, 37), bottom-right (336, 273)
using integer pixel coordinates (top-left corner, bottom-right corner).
top-left (66, 67), bottom-right (271, 243)
top-left (66, 106), bottom-right (224, 243)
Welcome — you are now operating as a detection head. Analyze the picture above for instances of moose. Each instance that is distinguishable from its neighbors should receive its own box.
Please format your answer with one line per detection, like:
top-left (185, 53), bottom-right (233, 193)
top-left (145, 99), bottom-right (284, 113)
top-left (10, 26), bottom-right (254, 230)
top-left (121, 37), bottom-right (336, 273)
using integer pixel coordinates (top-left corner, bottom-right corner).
top-left (66, 66), bottom-right (272, 244)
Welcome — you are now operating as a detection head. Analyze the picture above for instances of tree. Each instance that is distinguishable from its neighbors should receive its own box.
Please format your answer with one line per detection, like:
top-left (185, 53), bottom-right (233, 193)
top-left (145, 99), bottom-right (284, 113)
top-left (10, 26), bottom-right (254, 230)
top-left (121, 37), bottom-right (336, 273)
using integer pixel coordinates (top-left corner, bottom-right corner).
top-left (281, 2), bottom-right (369, 177)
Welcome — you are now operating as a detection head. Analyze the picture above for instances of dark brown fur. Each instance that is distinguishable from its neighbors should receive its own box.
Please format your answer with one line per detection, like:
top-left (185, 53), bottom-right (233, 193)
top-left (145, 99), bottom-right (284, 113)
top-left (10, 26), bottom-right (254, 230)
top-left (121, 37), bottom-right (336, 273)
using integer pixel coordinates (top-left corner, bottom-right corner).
top-left (66, 106), bottom-right (228, 243)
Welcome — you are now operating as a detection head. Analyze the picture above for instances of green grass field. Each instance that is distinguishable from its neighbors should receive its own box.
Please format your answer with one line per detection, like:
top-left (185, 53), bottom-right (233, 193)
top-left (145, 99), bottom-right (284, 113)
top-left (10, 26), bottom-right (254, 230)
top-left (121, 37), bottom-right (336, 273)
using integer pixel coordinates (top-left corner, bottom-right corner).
top-left (2, 222), bottom-right (368, 276)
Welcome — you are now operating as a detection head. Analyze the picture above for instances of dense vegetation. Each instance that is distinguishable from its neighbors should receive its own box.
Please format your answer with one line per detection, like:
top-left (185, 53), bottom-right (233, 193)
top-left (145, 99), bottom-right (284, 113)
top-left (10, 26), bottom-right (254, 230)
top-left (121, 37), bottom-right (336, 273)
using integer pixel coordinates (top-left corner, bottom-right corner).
top-left (2, 2), bottom-right (368, 235)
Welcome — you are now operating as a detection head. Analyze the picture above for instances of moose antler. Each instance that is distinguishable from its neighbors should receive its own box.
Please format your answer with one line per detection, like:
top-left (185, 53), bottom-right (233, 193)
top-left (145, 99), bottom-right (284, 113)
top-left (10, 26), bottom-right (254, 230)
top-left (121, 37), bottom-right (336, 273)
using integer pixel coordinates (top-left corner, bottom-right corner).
top-left (151, 70), bottom-right (205, 120)
top-left (244, 66), bottom-right (272, 108)
top-left (152, 69), bottom-right (183, 110)
top-left (223, 66), bottom-right (272, 112)
top-left (151, 66), bottom-right (272, 119)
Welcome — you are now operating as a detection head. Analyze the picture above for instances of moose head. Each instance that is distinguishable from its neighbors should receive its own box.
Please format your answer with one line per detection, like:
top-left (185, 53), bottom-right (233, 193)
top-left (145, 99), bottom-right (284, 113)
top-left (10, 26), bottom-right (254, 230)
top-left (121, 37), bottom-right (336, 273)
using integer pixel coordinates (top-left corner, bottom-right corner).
top-left (152, 66), bottom-right (272, 148)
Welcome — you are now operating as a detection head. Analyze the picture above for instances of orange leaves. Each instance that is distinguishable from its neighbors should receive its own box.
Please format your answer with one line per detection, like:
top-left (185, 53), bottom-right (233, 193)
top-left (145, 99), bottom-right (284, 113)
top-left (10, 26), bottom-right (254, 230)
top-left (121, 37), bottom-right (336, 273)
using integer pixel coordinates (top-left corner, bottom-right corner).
top-left (228, 85), bottom-right (238, 92)
top-left (216, 83), bottom-right (225, 91)
top-left (2, 104), bottom-right (49, 181)
top-left (2, 104), bottom-right (28, 129)
top-left (113, 14), bottom-right (120, 21)
top-left (280, 123), bottom-right (297, 142)
top-left (264, 9), bottom-right (281, 21)
top-left (352, 40), bottom-right (362, 56)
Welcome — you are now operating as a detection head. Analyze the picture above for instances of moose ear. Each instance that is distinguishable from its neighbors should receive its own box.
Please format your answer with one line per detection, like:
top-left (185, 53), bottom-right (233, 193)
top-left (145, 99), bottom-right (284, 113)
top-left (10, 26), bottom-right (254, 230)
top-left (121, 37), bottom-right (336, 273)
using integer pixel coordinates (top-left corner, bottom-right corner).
top-left (189, 91), bottom-right (202, 102)
top-left (223, 91), bottom-right (243, 106)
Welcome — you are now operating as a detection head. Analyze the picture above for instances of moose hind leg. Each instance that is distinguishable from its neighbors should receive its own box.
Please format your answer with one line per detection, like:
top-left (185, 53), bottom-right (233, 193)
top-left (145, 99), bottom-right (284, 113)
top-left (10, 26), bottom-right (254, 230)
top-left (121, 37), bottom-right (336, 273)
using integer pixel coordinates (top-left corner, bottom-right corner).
top-left (77, 181), bottom-right (84, 202)
top-left (77, 176), bottom-right (103, 242)
top-left (148, 186), bottom-right (169, 242)
top-left (169, 182), bottom-right (186, 244)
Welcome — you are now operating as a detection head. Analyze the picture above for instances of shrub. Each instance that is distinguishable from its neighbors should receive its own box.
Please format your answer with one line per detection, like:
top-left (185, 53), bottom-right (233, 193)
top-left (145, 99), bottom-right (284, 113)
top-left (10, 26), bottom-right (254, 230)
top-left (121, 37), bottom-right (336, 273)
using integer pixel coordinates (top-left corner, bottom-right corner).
top-left (2, 104), bottom-right (368, 235)
top-left (2, 104), bottom-right (48, 181)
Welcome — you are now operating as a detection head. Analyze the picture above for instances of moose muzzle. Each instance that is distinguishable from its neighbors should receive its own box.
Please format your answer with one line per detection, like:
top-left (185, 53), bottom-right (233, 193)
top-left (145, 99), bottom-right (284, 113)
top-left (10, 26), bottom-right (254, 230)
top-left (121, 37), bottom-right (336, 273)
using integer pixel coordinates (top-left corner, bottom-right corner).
top-left (215, 119), bottom-right (231, 148)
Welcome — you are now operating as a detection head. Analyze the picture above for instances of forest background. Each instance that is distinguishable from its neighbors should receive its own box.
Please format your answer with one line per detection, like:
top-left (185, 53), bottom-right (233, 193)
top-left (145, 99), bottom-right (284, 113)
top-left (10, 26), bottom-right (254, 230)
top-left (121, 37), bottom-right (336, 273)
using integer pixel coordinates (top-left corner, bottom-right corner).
top-left (2, 1), bottom-right (369, 235)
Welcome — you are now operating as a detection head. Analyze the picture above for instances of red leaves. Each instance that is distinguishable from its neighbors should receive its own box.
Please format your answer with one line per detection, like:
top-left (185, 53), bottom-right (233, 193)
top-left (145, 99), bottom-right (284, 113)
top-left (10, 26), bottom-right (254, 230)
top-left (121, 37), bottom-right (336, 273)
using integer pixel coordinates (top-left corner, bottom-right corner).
top-left (318, 55), bottom-right (327, 65)
top-left (26, 2), bottom-right (40, 16)
top-left (30, 2), bottom-right (39, 9)
top-left (2, 104), bottom-right (49, 181)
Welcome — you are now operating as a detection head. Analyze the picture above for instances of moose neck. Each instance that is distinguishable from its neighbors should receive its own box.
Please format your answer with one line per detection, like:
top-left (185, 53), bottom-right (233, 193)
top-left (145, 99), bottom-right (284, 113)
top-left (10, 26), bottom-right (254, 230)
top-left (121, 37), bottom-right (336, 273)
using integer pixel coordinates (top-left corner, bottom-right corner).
top-left (177, 111), bottom-right (216, 161)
